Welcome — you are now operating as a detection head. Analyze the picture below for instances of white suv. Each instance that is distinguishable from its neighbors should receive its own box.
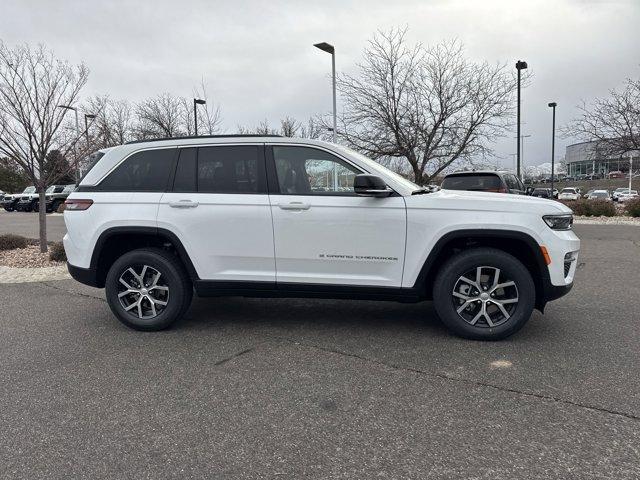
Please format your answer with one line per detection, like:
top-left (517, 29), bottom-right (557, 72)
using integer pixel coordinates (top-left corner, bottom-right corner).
top-left (64, 136), bottom-right (579, 340)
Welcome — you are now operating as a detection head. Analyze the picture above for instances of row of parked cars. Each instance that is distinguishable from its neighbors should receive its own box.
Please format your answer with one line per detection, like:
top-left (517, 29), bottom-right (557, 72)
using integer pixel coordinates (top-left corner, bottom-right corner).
top-left (438, 171), bottom-right (639, 202)
top-left (0, 184), bottom-right (75, 213)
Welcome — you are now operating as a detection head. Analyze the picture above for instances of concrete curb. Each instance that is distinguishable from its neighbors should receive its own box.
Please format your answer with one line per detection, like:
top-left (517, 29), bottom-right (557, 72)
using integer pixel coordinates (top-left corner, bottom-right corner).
top-left (0, 265), bottom-right (70, 283)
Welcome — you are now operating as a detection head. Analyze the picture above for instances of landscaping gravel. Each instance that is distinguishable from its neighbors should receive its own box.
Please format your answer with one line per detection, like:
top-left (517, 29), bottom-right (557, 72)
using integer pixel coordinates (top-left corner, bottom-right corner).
top-left (0, 245), bottom-right (65, 268)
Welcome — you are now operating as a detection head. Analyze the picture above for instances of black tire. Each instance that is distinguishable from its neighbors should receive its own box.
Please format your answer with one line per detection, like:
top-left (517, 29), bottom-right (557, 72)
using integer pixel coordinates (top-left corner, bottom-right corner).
top-left (51, 200), bottom-right (61, 213)
top-left (105, 248), bottom-right (193, 331)
top-left (432, 247), bottom-right (535, 340)
top-left (32, 201), bottom-right (39, 212)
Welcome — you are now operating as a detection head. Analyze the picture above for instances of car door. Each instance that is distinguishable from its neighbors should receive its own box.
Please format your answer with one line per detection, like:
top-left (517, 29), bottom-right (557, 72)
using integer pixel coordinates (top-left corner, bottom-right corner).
top-left (267, 145), bottom-right (406, 287)
top-left (157, 144), bottom-right (276, 283)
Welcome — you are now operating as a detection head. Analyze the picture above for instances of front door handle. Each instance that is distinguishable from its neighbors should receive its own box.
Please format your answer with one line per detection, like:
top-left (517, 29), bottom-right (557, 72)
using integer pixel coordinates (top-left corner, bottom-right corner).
top-left (169, 200), bottom-right (199, 208)
top-left (278, 202), bottom-right (311, 211)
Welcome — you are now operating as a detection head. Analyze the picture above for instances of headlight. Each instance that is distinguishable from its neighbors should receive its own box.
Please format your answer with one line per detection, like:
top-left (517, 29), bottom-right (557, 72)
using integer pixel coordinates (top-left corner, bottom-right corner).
top-left (543, 214), bottom-right (573, 230)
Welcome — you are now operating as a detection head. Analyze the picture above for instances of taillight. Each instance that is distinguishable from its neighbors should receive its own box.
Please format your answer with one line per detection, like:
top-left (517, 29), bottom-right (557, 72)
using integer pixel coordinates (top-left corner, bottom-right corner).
top-left (64, 199), bottom-right (93, 211)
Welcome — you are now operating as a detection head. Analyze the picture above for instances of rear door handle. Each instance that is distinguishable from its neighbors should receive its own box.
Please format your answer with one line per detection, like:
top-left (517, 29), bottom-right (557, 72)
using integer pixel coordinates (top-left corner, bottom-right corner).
top-left (278, 202), bottom-right (310, 211)
top-left (169, 200), bottom-right (199, 208)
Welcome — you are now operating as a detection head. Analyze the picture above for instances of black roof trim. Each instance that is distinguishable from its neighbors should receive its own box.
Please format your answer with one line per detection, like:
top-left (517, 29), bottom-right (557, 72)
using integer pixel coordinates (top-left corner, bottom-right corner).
top-left (125, 134), bottom-right (282, 145)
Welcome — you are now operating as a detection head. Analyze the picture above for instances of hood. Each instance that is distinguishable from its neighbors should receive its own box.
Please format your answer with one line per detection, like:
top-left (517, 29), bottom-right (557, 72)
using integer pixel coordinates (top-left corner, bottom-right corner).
top-left (410, 189), bottom-right (572, 215)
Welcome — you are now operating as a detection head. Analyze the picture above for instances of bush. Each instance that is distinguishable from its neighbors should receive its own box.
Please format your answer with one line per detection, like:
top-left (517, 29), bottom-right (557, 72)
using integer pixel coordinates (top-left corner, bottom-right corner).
top-left (625, 198), bottom-right (640, 217)
top-left (0, 234), bottom-right (29, 251)
top-left (49, 242), bottom-right (67, 262)
top-left (558, 199), bottom-right (616, 217)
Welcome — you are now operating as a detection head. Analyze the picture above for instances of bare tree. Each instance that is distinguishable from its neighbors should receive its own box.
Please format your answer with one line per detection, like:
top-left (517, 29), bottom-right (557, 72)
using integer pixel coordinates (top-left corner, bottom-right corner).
top-left (189, 80), bottom-right (222, 136)
top-left (134, 93), bottom-right (186, 139)
top-left (85, 95), bottom-right (133, 148)
top-left (0, 42), bottom-right (88, 251)
top-left (335, 29), bottom-right (517, 185)
top-left (238, 116), bottom-right (323, 138)
top-left (568, 77), bottom-right (640, 158)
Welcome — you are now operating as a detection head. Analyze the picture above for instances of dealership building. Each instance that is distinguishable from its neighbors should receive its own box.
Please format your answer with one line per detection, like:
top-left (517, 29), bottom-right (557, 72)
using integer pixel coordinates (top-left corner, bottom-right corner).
top-left (565, 140), bottom-right (637, 176)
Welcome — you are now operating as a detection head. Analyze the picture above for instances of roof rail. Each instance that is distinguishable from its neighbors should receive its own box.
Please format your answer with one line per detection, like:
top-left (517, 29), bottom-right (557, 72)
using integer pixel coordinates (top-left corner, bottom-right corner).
top-left (125, 134), bottom-right (282, 145)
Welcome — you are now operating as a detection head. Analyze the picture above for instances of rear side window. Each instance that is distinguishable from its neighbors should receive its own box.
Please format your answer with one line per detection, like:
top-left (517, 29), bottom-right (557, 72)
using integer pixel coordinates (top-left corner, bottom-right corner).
top-left (173, 148), bottom-right (197, 192)
top-left (99, 148), bottom-right (176, 191)
top-left (197, 146), bottom-right (264, 193)
top-left (441, 174), bottom-right (502, 191)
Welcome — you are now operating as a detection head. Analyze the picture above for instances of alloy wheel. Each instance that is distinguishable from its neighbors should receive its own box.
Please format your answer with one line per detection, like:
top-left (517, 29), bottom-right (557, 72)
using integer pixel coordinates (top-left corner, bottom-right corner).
top-left (117, 265), bottom-right (169, 319)
top-left (451, 266), bottom-right (519, 328)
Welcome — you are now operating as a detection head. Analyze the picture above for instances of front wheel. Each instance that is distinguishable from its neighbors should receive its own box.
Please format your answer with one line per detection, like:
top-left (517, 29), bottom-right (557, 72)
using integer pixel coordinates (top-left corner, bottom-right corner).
top-left (105, 248), bottom-right (193, 331)
top-left (433, 247), bottom-right (535, 340)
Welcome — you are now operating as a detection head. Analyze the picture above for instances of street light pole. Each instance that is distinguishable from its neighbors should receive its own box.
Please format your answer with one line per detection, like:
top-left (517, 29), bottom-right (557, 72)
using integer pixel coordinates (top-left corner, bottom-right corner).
top-left (84, 113), bottom-right (96, 142)
top-left (193, 98), bottom-right (206, 136)
top-left (548, 102), bottom-right (557, 194)
top-left (314, 41), bottom-right (338, 189)
top-left (515, 60), bottom-right (528, 180)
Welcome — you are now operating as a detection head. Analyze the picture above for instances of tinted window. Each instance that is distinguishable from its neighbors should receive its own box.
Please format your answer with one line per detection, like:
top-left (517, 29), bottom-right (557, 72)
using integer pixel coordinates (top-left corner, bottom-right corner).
top-left (441, 174), bottom-right (502, 191)
top-left (99, 148), bottom-right (175, 191)
top-left (173, 148), bottom-right (197, 192)
top-left (272, 146), bottom-right (360, 195)
top-left (504, 174), bottom-right (522, 191)
top-left (197, 146), bottom-right (262, 193)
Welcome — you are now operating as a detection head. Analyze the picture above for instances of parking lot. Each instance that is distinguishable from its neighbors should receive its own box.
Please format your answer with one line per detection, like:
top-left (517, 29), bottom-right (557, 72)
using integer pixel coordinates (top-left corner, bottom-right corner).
top-left (0, 218), bottom-right (639, 478)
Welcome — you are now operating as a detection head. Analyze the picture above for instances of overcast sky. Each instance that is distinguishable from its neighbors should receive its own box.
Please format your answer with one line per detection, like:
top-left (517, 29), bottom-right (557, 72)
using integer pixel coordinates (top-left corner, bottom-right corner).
top-left (2, 0), bottom-right (639, 167)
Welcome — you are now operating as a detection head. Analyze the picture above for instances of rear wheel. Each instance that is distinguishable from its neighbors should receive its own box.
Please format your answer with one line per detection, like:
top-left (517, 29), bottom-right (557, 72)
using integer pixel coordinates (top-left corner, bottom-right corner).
top-left (105, 248), bottom-right (193, 331)
top-left (433, 247), bottom-right (535, 340)
top-left (32, 200), bottom-right (39, 212)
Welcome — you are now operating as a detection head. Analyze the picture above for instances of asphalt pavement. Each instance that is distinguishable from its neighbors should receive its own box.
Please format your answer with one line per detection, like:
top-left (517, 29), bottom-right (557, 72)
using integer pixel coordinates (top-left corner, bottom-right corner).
top-left (0, 211), bottom-right (66, 242)
top-left (0, 223), bottom-right (639, 478)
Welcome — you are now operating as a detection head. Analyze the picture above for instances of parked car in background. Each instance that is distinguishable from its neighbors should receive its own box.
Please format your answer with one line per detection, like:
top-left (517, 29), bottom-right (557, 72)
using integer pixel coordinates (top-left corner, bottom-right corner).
top-left (612, 188), bottom-right (632, 201)
top-left (2, 192), bottom-right (19, 211)
top-left (45, 184), bottom-right (75, 212)
top-left (14, 186), bottom-right (40, 212)
top-left (618, 191), bottom-right (639, 203)
top-left (608, 171), bottom-right (624, 179)
top-left (0, 190), bottom-right (4, 201)
top-left (440, 171), bottom-right (525, 195)
top-left (587, 190), bottom-right (610, 201)
top-left (558, 188), bottom-right (581, 201)
top-left (583, 189), bottom-right (594, 199)
top-left (531, 188), bottom-right (552, 199)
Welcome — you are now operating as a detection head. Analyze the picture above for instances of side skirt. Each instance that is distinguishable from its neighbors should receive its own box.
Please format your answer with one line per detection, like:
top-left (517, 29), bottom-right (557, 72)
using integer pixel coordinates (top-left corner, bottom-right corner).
top-left (193, 280), bottom-right (424, 303)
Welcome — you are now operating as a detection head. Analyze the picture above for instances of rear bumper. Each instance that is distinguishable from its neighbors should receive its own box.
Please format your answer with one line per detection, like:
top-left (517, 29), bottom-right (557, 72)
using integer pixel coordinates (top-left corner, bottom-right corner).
top-left (67, 263), bottom-right (100, 288)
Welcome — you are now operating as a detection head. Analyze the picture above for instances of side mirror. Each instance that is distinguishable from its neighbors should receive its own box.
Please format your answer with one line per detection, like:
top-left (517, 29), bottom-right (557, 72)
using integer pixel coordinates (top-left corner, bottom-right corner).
top-left (353, 174), bottom-right (393, 197)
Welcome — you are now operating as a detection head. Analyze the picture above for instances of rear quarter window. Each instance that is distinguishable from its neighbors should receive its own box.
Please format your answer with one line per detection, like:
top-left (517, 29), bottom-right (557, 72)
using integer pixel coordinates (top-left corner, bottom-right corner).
top-left (98, 148), bottom-right (176, 191)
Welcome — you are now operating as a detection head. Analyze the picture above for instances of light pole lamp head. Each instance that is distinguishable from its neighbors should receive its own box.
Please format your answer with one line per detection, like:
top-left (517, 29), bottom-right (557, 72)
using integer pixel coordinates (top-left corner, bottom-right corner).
top-left (194, 98), bottom-right (206, 105)
top-left (548, 102), bottom-right (557, 108)
top-left (314, 42), bottom-right (335, 55)
top-left (515, 60), bottom-right (528, 70)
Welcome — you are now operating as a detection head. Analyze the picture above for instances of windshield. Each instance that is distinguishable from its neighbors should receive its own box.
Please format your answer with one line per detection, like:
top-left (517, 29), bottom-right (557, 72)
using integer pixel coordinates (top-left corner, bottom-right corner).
top-left (46, 186), bottom-right (55, 194)
top-left (591, 192), bottom-right (608, 198)
top-left (63, 184), bottom-right (76, 193)
top-left (24, 186), bottom-right (35, 194)
top-left (561, 188), bottom-right (575, 193)
top-left (333, 145), bottom-right (420, 191)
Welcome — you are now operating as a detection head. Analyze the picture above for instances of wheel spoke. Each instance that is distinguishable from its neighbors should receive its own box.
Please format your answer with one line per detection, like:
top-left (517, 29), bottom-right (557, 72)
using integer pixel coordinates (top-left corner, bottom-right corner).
top-left (457, 300), bottom-right (472, 313)
top-left (149, 285), bottom-right (168, 292)
top-left (149, 299), bottom-right (156, 317)
top-left (492, 268), bottom-right (501, 288)
top-left (124, 299), bottom-right (139, 312)
top-left (469, 307), bottom-right (484, 325)
top-left (483, 309), bottom-right (495, 327)
top-left (127, 267), bottom-right (142, 286)
top-left (495, 302), bottom-right (511, 320)
top-left (119, 278), bottom-right (134, 290)
top-left (137, 299), bottom-right (144, 318)
top-left (453, 291), bottom-right (471, 301)
top-left (118, 289), bottom-right (137, 298)
top-left (151, 271), bottom-right (161, 287)
top-left (499, 297), bottom-right (519, 304)
top-left (492, 281), bottom-right (515, 291)
top-left (475, 267), bottom-right (482, 288)
top-left (459, 276), bottom-right (479, 289)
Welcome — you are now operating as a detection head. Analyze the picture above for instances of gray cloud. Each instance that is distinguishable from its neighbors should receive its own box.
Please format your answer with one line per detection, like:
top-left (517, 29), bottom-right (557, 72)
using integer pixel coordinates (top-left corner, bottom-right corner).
top-left (2, 0), bottom-right (639, 166)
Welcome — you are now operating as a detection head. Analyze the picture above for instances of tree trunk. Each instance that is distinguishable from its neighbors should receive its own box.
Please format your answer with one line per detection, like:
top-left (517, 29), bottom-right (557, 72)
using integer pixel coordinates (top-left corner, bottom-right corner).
top-left (38, 189), bottom-right (48, 253)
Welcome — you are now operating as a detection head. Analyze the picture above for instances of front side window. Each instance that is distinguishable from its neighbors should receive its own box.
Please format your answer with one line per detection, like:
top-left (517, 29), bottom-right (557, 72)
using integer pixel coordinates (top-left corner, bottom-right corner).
top-left (197, 146), bottom-right (262, 193)
top-left (99, 148), bottom-right (176, 191)
top-left (272, 146), bottom-right (360, 195)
